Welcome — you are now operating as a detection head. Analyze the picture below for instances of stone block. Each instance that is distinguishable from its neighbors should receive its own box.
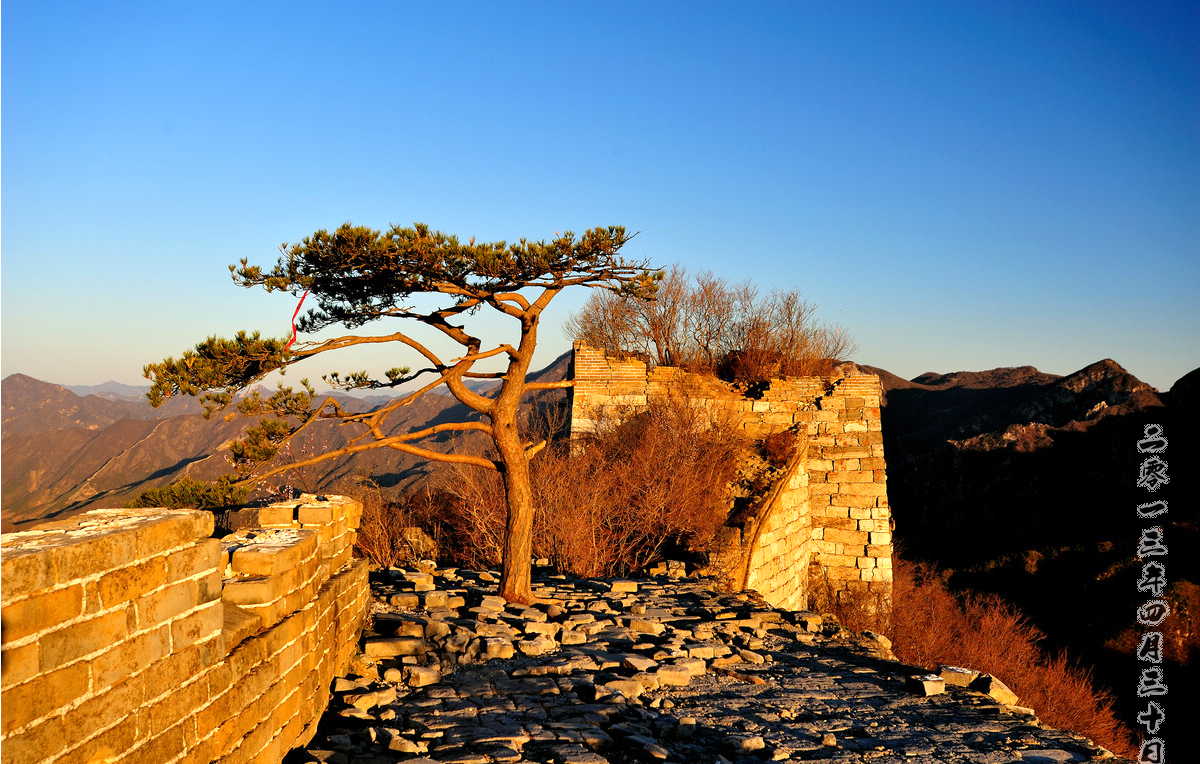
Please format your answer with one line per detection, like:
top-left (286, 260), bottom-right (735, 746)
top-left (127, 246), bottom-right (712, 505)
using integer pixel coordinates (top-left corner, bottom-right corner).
top-left (939, 665), bottom-right (980, 687)
top-left (146, 676), bottom-right (209, 737)
top-left (1, 643), bottom-right (39, 690)
top-left (404, 665), bottom-right (441, 687)
top-left (39, 609), bottom-right (127, 671)
top-left (0, 548), bottom-right (56, 604)
top-left (905, 674), bottom-right (945, 696)
top-left (0, 659), bottom-right (90, 736)
top-left (228, 530), bottom-right (318, 577)
top-left (834, 483), bottom-right (887, 497)
top-left (57, 531), bottom-right (139, 584)
top-left (364, 637), bottom-right (428, 657)
top-left (63, 674), bottom-right (146, 746)
top-left (822, 516), bottom-right (857, 531)
top-left (136, 578), bottom-right (198, 629)
top-left (97, 557), bottom-right (168, 608)
top-left (823, 528), bottom-right (867, 546)
top-left (133, 511), bottom-right (214, 557)
top-left (3, 714), bottom-right (69, 764)
top-left (172, 600), bottom-right (223, 650)
top-left (655, 666), bottom-right (691, 686)
top-left (824, 566), bottom-right (861, 582)
top-left (257, 505), bottom-right (298, 527)
top-left (970, 673), bottom-right (1019, 705)
top-left (1, 583), bottom-right (85, 643)
top-left (92, 626), bottom-right (165, 689)
top-left (826, 470), bottom-right (873, 484)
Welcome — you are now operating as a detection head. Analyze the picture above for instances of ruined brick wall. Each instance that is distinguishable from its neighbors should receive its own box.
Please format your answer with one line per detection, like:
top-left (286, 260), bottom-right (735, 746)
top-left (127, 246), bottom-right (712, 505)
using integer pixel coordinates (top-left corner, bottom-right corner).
top-left (1, 495), bottom-right (369, 764)
top-left (569, 342), bottom-right (892, 609)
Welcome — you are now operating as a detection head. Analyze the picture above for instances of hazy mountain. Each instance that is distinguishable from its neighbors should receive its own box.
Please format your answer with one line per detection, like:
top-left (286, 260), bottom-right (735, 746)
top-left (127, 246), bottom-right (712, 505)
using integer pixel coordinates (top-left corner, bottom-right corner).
top-left (1, 352), bottom-right (573, 531)
top-left (63, 380), bottom-right (151, 401)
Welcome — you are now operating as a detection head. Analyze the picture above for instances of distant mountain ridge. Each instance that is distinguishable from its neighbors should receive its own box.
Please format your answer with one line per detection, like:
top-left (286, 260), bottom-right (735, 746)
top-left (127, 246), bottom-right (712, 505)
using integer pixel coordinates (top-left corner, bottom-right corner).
top-left (1, 351), bottom-right (573, 531)
top-left (63, 380), bottom-right (151, 401)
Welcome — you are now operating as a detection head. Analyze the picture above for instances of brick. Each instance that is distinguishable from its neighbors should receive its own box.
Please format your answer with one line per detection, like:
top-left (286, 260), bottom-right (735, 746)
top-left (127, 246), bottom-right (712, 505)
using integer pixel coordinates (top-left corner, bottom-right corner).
top-left (824, 566), bottom-right (861, 582)
top-left (54, 530), bottom-right (138, 582)
top-left (197, 570), bottom-right (223, 604)
top-left (171, 601), bottom-right (223, 651)
top-left (1, 643), bottom-right (39, 689)
top-left (134, 512), bottom-right (212, 558)
top-left (824, 528), bottom-right (868, 546)
top-left (97, 557), bottom-right (168, 608)
top-left (40, 609), bottom-right (127, 671)
top-left (136, 579), bottom-right (198, 629)
top-left (2, 715), bottom-right (67, 764)
top-left (1, 583), bottom-right (84, 642)
top-left (142, 640), bottom-right (209, 694)
top-left (166, 539), bottom-right (222, 582)
top-left (124, 722), bottom-right (186, 764)
top-left (0, 659), bottom-right (89, 734)
top-left (822, 517), bottom-right (857, 531)
top-left (0, 547), bottom-right (55, 603)
top-left (92, 627), bottom-right (165, 688)
top-left (222, 573), bottom-right (281, 607)
top-left (297, 504), bottom-right (337, 525)
top-left (65, 674), bottom-right (146, 745)
top-left (826, 470), bottom-right (873, 483)
top-left (870, 531), bottom-right (892, 545)
top-left (257, 506), bottom-right (298, 527)
top-left (71, 713), bottom-right (140, 764)
top-left (146, 677), bottom-right (208, 736)
top-left (834, 483), bottom-right (887, 497)
top-left (230, 532), bottom-right (317, 577)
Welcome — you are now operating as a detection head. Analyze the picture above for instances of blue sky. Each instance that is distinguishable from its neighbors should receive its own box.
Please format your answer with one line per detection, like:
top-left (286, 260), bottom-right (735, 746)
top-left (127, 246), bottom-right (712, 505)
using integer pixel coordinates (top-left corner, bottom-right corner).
top-left (3, 1), bottom-right (1197, 391)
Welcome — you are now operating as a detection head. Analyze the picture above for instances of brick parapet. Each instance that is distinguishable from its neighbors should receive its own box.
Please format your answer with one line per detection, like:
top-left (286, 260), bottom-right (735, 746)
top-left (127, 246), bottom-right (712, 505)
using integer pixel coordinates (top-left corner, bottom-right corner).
top-left (1, 495), bottom-right (369, 764)
top-left (570, 342), bottom-right (892, 607)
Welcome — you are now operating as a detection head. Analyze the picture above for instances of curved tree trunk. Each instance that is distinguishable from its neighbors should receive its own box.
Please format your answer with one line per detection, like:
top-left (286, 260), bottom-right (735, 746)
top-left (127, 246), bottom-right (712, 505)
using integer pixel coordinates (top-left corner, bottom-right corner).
top-left (494, 401), bottom-right (535, 604)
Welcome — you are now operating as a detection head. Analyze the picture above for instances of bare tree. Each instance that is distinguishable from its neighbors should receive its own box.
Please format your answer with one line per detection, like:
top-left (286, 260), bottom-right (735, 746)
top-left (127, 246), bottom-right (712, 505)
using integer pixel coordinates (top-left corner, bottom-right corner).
top-left (567, 264), bottom-right (855, 383)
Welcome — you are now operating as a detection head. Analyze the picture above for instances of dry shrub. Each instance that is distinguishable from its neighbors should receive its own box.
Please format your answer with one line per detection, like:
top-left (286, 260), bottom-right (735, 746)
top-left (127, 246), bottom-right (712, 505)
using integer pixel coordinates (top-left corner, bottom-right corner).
top-left (886, 559), bottom-right (1137, 757)
top-left (761, 429), bottom-right (801, 469)
top-left (345, 478), bottom-right (438, 569)
top-left (807, 571), bottom-right (892, 635)
top-left (431, 396), bottom-right (747, 578)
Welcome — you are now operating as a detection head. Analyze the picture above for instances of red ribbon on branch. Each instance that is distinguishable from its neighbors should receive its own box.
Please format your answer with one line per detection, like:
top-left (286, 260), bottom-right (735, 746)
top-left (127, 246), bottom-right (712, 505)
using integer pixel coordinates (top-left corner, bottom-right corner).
top-left (285, 289), bottom-right (310, 349)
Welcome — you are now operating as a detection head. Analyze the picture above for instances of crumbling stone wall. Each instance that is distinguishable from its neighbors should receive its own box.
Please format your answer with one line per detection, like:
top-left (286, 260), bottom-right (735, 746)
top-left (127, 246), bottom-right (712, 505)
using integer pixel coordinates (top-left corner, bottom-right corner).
top-left (569, 342), bottom-right (891, 609)
top-left (1, 495), bottom-right (368, 764)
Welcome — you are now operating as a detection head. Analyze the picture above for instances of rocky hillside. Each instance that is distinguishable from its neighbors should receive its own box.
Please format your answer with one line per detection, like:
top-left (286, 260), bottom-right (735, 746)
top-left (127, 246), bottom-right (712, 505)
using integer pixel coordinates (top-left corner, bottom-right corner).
top-left (1, 353), bottom-right (572, 531)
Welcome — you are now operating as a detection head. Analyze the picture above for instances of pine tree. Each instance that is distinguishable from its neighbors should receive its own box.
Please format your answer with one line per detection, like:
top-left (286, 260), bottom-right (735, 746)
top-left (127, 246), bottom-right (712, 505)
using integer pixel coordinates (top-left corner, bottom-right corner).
top-left (144, 222), bottom-right (658, 603)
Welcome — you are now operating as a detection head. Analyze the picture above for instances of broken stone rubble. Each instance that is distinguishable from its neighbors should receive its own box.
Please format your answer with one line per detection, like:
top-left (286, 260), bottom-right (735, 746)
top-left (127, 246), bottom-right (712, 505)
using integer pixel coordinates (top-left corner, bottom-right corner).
top-left (290, 564), bottom-right (1131, 764)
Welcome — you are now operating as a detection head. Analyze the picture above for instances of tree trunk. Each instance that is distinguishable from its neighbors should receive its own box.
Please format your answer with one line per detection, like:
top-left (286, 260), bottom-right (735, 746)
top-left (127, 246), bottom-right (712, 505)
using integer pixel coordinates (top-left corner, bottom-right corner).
top-left (492, 394), bottom-right (535, 603)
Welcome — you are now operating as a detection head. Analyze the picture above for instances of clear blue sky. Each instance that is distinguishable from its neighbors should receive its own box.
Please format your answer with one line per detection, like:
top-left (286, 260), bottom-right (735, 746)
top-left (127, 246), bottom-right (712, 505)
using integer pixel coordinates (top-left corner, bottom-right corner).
top-left (3, 1), bottom-right (1197, 391)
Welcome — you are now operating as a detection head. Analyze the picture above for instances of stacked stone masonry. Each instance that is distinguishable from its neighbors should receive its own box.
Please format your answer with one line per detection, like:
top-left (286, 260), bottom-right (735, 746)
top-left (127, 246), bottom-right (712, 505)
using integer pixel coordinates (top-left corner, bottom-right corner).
top-left (0, 494), bottom-right (369, 764)
top-left (569, 342), bottom-right (892, 610)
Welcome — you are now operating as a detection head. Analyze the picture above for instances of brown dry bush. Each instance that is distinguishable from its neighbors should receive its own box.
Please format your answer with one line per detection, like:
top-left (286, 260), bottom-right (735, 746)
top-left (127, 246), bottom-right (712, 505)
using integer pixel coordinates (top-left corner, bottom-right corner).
top-left (345, 478), bottom-right (439, 569)
top-left (884, 559), bottom-right (1137, 757)
top-left (430, 396), bottom-right (747, 578)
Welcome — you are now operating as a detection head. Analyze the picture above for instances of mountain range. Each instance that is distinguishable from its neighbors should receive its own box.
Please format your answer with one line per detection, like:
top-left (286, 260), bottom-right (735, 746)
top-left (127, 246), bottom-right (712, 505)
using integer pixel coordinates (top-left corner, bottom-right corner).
top-left (1, 356), bottom-right (565, 531)
top-left (5, 353), bottom-right (1196, 753)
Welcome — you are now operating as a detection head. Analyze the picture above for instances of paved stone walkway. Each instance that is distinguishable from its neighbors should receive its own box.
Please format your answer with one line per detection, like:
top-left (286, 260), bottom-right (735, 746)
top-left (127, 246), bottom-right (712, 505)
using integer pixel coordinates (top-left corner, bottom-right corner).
top-left (288, 567), bottom-right (1131, 764)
